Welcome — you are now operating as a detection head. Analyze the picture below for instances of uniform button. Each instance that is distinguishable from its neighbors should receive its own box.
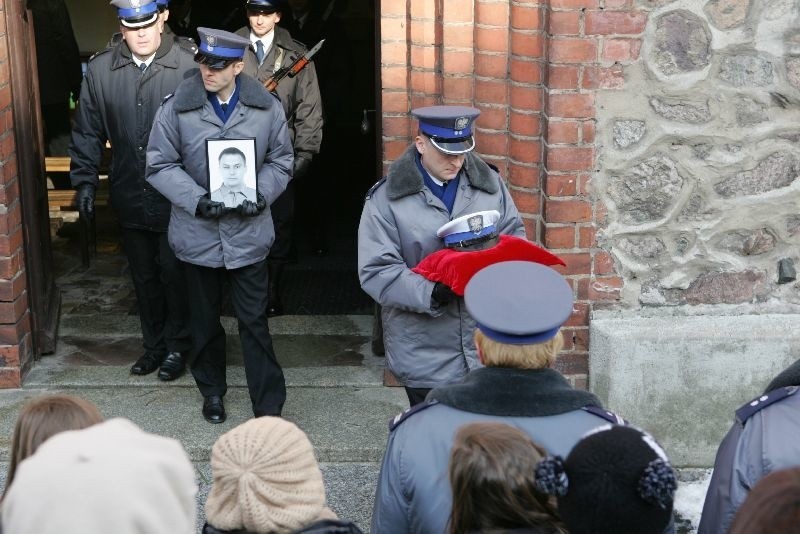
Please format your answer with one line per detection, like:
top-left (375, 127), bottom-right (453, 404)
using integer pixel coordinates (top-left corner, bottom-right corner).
top-left (138, 146), bottom-right (143, 151)
top-left (750, 400), bottom-right (759, 406)
top-left (760, 395), bottom-right (768, 401)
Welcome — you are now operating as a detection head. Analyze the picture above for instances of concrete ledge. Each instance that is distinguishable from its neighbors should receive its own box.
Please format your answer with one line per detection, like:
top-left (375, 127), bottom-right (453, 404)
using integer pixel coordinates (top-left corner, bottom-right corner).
top-left (590, 313), bottom-right (800, 467)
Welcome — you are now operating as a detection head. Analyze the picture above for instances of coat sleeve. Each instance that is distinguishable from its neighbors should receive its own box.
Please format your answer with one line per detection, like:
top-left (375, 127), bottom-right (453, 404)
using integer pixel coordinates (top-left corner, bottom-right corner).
top-left (256, 104), bottom-right (294, 205)
top-left (357, 197), bottom-right (441, 315)
top-left (68, 69), bottom-right (107, 188)
top-left (697, 422), bottom-right (743, 534)
top-left (370, 432), bottom-right (411, 534)
top-left (291, 63), bottom-right (323, 157)
top-left (145, 102), bottom-right (208, 216)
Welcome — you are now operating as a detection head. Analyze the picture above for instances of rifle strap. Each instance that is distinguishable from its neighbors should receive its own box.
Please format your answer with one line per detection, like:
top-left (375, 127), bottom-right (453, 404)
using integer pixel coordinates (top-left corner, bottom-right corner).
top-left (272, 47), bottom-right (285, 75)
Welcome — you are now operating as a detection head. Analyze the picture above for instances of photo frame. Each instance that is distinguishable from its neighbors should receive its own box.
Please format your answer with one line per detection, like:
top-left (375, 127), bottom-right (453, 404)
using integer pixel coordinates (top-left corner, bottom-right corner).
top-left (206, 138), bottom-right (258, 208)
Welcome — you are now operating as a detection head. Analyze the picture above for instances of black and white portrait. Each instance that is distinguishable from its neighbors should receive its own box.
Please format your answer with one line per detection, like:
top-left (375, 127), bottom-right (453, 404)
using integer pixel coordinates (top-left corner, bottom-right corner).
top-left (206, 138), bottom-right (258, 208)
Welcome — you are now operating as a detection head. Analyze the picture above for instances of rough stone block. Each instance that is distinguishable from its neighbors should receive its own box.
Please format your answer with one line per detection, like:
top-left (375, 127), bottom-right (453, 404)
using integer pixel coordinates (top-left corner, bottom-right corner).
top-left (590, 313), bottom-right (800, 467)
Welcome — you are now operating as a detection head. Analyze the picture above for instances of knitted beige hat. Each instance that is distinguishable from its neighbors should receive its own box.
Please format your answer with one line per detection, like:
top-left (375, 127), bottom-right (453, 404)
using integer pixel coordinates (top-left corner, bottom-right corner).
top-left (1, 418), bottom-right (197, 534)
top-left (205, 416), bottom-right (327, 533)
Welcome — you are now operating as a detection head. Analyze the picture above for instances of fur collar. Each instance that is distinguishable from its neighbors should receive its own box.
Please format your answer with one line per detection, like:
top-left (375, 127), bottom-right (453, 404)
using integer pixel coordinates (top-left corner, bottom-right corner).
top-left (173, 71), bottom-right (274, 113)
top-left (428, 367), bottom-right (602, 417)
top-left (386, 146), bottom-right (500, 200)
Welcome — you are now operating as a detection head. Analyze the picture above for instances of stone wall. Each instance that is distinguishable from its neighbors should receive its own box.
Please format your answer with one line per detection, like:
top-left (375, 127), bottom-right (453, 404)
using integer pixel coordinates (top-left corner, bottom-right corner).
top-left (597, 0), bottom-right (800, 308)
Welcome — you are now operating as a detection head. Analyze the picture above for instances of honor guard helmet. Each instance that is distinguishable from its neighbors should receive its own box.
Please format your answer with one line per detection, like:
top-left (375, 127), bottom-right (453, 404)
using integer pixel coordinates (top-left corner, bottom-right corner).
top-left (110, 0), bottom-right (160, 28)
top-left (412, 105), bottom-right (481, 155)
top-left (195, 27), bottom-right (251, 69)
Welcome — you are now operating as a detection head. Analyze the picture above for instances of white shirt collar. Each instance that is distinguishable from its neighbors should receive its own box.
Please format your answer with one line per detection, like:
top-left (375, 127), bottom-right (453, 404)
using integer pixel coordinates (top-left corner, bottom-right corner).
top-left (249, 30), bottom-right (275, 56)
top-left (133, 52), bottom-right (156, 69)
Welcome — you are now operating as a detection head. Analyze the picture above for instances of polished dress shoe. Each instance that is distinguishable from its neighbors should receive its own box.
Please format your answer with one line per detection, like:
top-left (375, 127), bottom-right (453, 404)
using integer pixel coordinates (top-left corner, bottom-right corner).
top-left (202, 395), bottom-right (226, 424)
top-left (130, 352), bottom-right (163, 375)
top-left (158, 352), bottom-right (186, 381)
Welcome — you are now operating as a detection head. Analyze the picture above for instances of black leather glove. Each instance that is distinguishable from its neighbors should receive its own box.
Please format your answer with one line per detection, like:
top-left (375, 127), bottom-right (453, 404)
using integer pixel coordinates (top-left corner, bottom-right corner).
top-left (432, 282), bottom-right (458, 306)
top-left (195, 196), bottom-right (226, 219)
top-left (76, 183), bottom-right (96, 220)
top-left (238, 199), bottom-right (259, 217)
top-left (293, 155), bottom-right (312, 180)
top-left (255, 192), bottom-right (267, 212)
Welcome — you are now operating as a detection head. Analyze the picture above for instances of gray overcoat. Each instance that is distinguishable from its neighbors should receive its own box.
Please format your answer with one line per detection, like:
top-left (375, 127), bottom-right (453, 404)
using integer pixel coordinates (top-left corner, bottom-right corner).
top-left (146, 71), bottom-right (293, 269)
top-left (357, 146), bottom-right (525, 388)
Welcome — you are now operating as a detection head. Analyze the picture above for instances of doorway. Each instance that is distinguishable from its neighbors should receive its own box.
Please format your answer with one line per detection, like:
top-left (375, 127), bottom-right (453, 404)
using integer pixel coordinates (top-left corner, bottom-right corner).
top-left (52, 0), bottom-right (379, 317)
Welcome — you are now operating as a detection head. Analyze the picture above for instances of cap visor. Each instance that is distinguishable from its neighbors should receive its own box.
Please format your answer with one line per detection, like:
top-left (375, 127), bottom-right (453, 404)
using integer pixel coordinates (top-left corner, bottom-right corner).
top-left (194, 52), bottom-right (235, 69)
top-left (119, 12), bottom-right (160, 28)
top-left (429, 136), bottom-right (475, 155)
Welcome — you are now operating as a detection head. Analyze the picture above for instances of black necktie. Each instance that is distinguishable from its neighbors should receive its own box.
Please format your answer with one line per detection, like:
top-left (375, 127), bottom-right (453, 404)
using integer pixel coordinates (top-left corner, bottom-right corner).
top-left (139, 62), bottom-right (147, 74)
top-left (221, 103), bottom-right (228, 114)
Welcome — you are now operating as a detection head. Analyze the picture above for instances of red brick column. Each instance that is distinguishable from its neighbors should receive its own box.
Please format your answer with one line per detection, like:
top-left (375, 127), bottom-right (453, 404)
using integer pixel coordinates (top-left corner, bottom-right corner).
top-left (378, 0), bottom-right (645, 387)
top-left (0, 0), bottom-right (32, 388)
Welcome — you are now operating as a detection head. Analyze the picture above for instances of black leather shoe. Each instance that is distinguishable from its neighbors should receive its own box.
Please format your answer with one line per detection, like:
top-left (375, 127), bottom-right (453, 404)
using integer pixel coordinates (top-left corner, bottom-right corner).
top-left (202, 395), bottom-right (226, 424)
top-left (158, 352), bottom-right (186, 381)
top-left (130, 352), bottom-right (163, 375)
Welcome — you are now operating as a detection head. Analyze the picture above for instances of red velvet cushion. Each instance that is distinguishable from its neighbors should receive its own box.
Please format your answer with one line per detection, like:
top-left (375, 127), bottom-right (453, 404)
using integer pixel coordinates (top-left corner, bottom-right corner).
top-left (412, 235), bottom-right (566, 295)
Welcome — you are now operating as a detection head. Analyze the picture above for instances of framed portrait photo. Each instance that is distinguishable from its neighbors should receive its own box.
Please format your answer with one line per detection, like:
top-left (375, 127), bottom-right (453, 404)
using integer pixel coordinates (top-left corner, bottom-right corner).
top-left (206, 138), bottom-right (258, 208)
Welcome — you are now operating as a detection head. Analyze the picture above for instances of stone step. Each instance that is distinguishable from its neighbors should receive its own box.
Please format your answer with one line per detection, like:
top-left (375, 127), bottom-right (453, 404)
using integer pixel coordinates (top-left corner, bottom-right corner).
top-left (0, 382), bottom-right (406, 463)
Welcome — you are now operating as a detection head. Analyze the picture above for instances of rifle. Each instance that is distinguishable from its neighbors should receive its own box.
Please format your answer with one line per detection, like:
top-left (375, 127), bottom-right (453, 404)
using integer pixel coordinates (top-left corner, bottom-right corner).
top-left (264, 39), bottom-right (325, 93)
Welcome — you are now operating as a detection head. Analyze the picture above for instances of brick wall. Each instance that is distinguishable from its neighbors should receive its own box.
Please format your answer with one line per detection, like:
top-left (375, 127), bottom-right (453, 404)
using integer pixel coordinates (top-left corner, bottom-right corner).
top-left (379, 0), bottom-right (646, 388)
top-left (0, 0), bottom-right (32, 388)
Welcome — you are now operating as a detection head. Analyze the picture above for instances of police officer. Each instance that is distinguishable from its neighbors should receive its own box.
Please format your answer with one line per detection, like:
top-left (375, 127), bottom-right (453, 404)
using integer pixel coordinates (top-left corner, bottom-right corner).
top-left (358, 106), bottom-right (526, 406)
top-left (370, 261), bottom-right (623, 533)
top-left (698, 359), bottom-right (800, 533)
top-left (146, 28), bottom-right (294, 424)
top-left (69, 0), bottom-right (195, 381)
top-left (236, 0), bottom-right (323, 316)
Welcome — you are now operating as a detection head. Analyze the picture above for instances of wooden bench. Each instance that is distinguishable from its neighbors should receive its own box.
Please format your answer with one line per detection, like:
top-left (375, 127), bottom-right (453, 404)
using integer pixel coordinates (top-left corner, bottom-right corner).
top-left (45, 156), bottom-right (110, 268)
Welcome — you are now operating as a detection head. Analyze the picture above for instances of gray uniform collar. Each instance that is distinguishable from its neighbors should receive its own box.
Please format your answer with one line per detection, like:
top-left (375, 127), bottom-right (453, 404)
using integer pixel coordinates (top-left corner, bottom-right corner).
top-left (385, 145), bottom-right (500, 200)
top-left (172, 71), bottom-right (275, 113)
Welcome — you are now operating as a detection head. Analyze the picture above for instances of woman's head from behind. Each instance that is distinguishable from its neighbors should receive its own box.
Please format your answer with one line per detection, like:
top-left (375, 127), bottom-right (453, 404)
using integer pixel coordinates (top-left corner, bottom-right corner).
top-left (448, 421), bottom-right (565, 534)
top-left (4, 394), bottom-right (103, 499)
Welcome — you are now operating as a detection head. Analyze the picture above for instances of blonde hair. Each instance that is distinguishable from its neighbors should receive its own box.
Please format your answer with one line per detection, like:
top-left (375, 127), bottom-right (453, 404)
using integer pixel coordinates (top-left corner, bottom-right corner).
top-left (475, 329), bottom-right (563, 369)
top-left (2, 394), bottom-right (103, 501)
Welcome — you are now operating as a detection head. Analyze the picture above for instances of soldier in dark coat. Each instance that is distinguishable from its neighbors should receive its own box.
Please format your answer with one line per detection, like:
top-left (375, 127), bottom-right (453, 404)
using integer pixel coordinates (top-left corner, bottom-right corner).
top-left (370, 261), bottom-right (623, 533)
top-left (68, 0), bottom-right (196, 381)
top-left (698, 359), bottom-right (800, 534)
top-left (236, 0), bottom-right (323, 316)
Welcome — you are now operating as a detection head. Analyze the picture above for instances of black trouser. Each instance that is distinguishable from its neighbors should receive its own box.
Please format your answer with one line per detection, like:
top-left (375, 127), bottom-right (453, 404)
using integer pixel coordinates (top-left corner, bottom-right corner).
top-left (119, 228), bottom-right (190, 356)
top-left (267, 181), bottom-right (295, 262)
top-left (405, 387), bottom-right (432, 407)
top-left (184, 259), bottom-right (286, 416)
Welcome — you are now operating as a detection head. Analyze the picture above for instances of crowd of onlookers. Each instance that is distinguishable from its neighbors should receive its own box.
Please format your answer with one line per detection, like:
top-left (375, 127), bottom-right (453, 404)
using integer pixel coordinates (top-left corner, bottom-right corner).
top-left (0, 356), bottom-right (798, 533)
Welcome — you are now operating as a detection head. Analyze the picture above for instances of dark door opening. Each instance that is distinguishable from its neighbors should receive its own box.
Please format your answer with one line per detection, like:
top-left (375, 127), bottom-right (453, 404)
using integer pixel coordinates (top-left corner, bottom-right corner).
top-left (48, 0), bottom-right (378, 317)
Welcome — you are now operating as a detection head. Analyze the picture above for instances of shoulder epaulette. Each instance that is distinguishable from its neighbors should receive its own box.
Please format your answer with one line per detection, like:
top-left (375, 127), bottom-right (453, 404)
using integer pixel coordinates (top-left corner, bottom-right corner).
top-left (177, 36), bottom-right (198, 54)
top-left (291, 38), bottom-right (310, 53)
top-left (162, 93), bottom-right (175, 103)
top-left (89, 48), bottom-right (112, 62)
top-left (365, 177), bottom-right (387, 200)
top-left (736, 385), bottom-right (798, 424)
top-left (388, 399), bottom-right (439, 431)
top-left (485, 161), bottom-right (499, 173)
top-left (582, 405), bottom-right (626, 425)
